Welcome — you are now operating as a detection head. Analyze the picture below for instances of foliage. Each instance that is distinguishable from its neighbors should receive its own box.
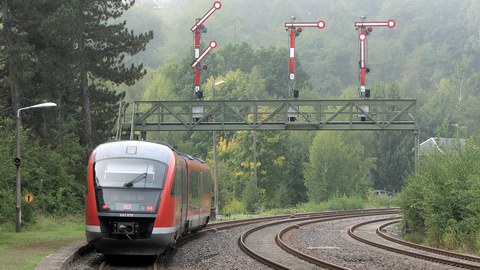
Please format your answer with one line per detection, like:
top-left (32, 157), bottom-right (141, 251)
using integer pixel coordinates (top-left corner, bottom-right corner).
top-left (400, 137), bottom-right (480, 252)
top-left (1, 0), bottom-right (480, 237)
top-left (364, 191), bottom-right (398, 209)
top-left (222, 199), bottom-right (245, 215)
top-left (0, 117), bottom-right (85, 225)
top-left (0, 118), bottom-right (16, 225)
top-left (304, 131), bottom-right (376, 203)
top-left (299, 194), bottom-right (364, 212)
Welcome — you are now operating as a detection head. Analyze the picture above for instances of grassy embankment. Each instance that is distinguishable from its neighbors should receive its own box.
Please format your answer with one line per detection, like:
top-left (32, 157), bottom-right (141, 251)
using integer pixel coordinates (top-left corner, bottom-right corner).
top-left (0, 215), bottom-right (84, 270)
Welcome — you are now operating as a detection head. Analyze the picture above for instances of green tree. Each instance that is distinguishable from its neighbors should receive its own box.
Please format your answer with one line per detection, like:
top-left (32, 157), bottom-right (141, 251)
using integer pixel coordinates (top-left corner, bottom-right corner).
top-left (368, 131), bottom-right (414, 193)
top-left (37, 0), bottom-right (153, 149)
top-left (0, 0), bottom-right (37, 120)
top-left (420, 57), bottom-right (480, 137)
top-left (304, 131), bottom-right (375, 203)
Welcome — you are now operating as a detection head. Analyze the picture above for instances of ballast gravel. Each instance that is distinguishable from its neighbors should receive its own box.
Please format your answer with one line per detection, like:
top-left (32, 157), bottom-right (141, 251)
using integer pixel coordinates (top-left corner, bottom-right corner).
top-left (69, 215), bottom-right (461, 269)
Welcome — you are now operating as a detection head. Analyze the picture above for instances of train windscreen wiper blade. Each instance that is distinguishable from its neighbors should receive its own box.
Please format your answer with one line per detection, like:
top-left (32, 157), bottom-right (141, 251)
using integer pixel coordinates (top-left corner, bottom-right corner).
top-left (124, 172), bottom-right (147, 188)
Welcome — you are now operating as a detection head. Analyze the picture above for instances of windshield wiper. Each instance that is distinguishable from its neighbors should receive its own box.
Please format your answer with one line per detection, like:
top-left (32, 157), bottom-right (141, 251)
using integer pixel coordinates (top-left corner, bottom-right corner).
top-left (124, 173), bottom-right (147, 188)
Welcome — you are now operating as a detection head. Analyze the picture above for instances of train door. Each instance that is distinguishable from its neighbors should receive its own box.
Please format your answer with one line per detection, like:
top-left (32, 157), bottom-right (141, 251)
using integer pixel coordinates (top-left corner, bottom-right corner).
top-left (173, 157), bottom-right (189, 236)
top-left (187, 168), bottom-right (202, 230)
top-left (181, 159), bottom-right (188, 233)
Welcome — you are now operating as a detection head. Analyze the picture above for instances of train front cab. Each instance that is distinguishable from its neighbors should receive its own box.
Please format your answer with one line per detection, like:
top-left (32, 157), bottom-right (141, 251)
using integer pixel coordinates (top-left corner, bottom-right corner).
top-left (85, 141), bottom-right (179, 255)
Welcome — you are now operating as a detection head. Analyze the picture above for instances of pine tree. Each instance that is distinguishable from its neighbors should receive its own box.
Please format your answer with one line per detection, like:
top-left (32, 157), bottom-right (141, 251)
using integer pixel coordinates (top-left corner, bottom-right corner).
top-left (69, 0), bottom-right (153, 149)
top-left (1, 0), bottom-right (153, 149)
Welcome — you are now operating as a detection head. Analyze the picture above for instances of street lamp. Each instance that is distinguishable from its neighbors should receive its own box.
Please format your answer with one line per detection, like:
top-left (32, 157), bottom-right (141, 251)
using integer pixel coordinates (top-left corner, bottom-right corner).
top-left (15, 102), bottom-right (57, 232)
top-left (212, 80), bottom-right (224, 220)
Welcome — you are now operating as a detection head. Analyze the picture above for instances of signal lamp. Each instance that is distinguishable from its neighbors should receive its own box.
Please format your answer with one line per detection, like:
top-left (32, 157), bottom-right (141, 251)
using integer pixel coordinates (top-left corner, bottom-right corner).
top-left (388, 20), bottom-right (396, 28)
top-left (293, 90), bottom-right (299, 98)
top-left (367, 27), bottom-right (373, 33)
top-left (13, 158), bottom-right (21, 167)
top-left (297, 28), bottom-right (303, 33)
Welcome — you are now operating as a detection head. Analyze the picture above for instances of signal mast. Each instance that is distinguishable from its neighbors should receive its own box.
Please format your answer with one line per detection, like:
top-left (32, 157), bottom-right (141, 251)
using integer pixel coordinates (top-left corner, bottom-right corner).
top-left (284, 17), bottom-right (325, 99)
top-left (354, 16), bottom-right (395, 99)
top-left (190, 1), bottom-right (222, 100)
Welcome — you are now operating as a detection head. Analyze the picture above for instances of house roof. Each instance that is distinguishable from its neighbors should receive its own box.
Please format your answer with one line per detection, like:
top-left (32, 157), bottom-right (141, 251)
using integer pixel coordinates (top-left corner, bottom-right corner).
top-left (419, 137), bottom-right (465, 154)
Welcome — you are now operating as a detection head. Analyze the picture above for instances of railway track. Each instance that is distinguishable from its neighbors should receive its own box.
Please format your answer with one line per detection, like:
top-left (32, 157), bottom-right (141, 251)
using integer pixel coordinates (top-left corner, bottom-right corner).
top-left (91, 209), bottom-right (398, 269)
top-left (348, 217), bottom-right (480, 269)
top-left (85, 208), bottom-right (480, 269)
top-left (180, 209), bottom-right (395, 244)
top-left (238, 208), bottom-right (400, 269)
top-left (98, 255), bottom-right (162, 270)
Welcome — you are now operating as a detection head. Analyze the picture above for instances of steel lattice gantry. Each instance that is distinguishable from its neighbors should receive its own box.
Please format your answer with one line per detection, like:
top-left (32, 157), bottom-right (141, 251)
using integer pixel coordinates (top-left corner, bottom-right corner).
top-left (116, 99), bottom-right (417, 139)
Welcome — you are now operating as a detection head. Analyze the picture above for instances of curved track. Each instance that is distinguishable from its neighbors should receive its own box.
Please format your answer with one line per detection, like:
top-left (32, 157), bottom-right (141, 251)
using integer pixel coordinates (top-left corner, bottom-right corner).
top-left (348, 217), bottom-right (480, 269)
top-left (92, 210), bottom-right (384, 269)
top-left (238, 209), bottom-right (400, 270)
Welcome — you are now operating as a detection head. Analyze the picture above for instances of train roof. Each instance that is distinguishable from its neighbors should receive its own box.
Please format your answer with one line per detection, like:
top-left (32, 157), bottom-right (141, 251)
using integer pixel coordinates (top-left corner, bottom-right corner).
top-left (178, 152), bottom-right (206, 164)
top-left (93, 140), bottom-right (174, 163)
top-left (94, 140), bottom-right (205, 164)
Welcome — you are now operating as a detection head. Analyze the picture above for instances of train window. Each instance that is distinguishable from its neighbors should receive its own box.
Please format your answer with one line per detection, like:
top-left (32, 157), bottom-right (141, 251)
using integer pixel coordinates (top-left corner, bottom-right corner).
top-left (171, 159), bottom-right (184, 196)
top-left (189, 170), bottom-right (201, 208)
top-left (94, 158), bottom-right (167, 189)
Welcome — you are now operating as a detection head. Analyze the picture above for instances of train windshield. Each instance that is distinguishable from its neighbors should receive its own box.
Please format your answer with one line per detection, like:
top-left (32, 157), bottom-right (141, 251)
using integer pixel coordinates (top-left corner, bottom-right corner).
top-left (94, 158), bottom-right (167, 189)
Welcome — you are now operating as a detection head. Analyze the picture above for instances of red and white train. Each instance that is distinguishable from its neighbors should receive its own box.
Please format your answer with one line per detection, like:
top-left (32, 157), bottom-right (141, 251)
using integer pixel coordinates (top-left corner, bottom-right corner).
top-left (85, 140), bottom-right (212, 255)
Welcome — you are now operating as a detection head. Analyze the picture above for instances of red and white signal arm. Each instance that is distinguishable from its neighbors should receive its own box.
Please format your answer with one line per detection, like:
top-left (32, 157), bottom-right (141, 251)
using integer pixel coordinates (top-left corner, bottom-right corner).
top-left (191, 1), bottom-right (222, 32)
top-left (191, 41), bottom-right (217, 68)
top-left (285, 20), bottom-right (326, 29)
top-left (355, 20), bottom-right (396, 28)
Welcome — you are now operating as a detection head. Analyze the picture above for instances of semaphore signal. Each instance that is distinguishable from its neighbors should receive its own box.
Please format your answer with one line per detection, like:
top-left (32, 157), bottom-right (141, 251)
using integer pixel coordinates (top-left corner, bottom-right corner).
top-left (355, 16), bottom-right (395, 99)
top-left (285, 17), bottom-right (325, 99)
top-left (190, 2), bottom-right (222, 100)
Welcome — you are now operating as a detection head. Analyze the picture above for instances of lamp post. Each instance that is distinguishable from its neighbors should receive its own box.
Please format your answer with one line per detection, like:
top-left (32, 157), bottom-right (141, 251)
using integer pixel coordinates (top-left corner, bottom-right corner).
top-left (15, 102), bottom-right (57, 232)
top-left (212, 80), bottom-right (224, 219)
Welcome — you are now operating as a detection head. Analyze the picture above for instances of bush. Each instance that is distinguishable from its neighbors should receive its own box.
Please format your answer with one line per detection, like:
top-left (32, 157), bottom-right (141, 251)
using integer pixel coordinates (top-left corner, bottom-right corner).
top-left (0, 118), bottom-right (16, 225)
top-left (299, 194), bottom-right (365, 212)
top-left (400, 137), bottom-right (480, 252)
top-left (0, 117), bottom-right (86, 227)
top-left (223, 199), bottom-right (245, 215)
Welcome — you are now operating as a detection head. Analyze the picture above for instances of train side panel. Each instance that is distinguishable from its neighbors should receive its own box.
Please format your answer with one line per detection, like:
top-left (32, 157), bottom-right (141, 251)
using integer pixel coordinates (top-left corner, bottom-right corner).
top-left (185, 158), bottom-right (212, 232)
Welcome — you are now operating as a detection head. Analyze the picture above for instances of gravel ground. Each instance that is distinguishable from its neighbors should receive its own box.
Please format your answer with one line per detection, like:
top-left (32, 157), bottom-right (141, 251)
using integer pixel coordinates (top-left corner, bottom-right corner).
top-left (161, 224), bottom-right (267, 270)
top-left (284, 215), bottom-right (457, 270)
top-left (71, 215), bottom-right (461, 269)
